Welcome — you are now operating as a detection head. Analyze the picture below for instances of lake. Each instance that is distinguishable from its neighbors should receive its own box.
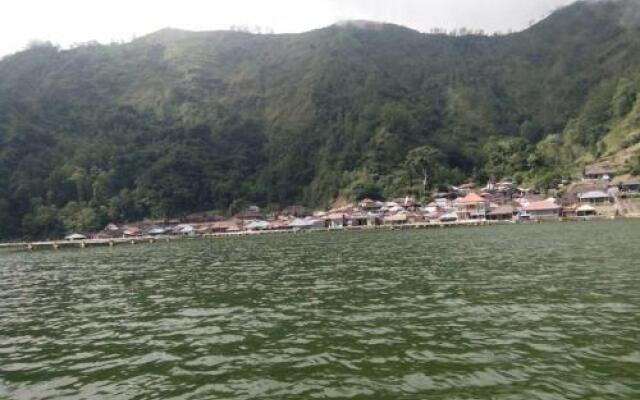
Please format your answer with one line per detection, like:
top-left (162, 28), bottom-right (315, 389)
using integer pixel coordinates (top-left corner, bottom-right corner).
top-left (1, 221), bottom-right (639, 399)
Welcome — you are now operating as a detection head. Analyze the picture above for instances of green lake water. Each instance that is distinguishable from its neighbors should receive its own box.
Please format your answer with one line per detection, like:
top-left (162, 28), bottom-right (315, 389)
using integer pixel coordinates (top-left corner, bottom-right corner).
top-left (1, 221), bottom-right (639, 399)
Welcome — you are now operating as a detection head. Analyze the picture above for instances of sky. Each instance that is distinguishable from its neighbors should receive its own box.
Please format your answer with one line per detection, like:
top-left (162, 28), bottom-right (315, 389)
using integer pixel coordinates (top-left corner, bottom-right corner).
top-left (1, 0), bottom-right (577, 57)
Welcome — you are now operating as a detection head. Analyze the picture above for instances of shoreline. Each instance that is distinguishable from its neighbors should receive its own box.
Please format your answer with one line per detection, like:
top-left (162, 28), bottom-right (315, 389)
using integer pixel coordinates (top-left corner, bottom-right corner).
top-left (0, 216), bottom-right (630, 253)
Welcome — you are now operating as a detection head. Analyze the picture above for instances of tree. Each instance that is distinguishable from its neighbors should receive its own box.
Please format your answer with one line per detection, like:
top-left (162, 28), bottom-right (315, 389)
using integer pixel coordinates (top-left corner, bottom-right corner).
top-left (405, 146), bottom-right (441, 200)
top-left (22, 205), bottom-right (65, 239)
top-left (341, 169), bottom-right (384, 201)
top-left (483, 137), bottom-right (530, 180)
top-left (612, 78), bottom-right (638, 118)
top-left (228, 199), bottom-right (250, 217)
top-left (626, 153), bottom-right (640, 176)
top-left (60, 202), bottom-right (104, 233)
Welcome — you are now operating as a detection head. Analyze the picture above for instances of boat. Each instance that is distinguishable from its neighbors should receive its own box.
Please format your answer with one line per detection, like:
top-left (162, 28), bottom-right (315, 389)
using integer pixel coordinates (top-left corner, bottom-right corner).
top-left (64, 233), bottom-right (87, 241)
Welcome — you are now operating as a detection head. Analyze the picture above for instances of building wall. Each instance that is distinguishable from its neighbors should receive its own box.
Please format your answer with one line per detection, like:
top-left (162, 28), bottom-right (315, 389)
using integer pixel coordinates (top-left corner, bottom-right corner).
top-left (530, 210), bottom-right (560, 219)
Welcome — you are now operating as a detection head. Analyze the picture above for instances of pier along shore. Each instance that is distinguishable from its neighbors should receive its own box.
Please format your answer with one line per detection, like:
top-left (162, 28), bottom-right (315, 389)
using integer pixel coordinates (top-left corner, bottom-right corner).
top-left (0, 220), bottom-right (516, 252)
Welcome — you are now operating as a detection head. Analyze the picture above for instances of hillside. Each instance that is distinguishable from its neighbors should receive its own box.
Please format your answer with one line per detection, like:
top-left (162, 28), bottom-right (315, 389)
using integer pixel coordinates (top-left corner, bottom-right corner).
top-left (1, 0), bottom-right (640, 239)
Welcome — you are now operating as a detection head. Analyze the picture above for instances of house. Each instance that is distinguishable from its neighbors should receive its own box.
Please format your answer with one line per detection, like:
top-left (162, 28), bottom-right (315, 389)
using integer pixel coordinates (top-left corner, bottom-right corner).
top-left (456, 183), bottom-right (477, 195)
top-left (497, 178), bottom-right (518, 190)
top-left (576, 204), bottom-right (597, 217)
top-left (485, 190), bottom-right (515, 205)
top-left (194, 225), bottom-right (214, 235)
top-left (325, 213), bottom-right (348, 229)
top-left (422, 202), bottom-right (441, 214)
top-left (282, 205), bottom-right (311, 217)
top-left (387, 205), bottom-right (405, 214)
top-left (236, 206), bottom-right (263, 221)
top-left (578, 190), bottom-right (611, 204)
top-left (289, 218), bottom-right (324, 230)
top-left (350, 212), bottom-right (381, 227)
top-left (391, 196), bottom-right (419, 210)
top-left (384, 213), bottom-right (408, 225)
top-left (455, 192), bottom-right (489, 220)
top-left (267, 220), bottom-right (291, 230)
top-left (424, 211), bottom-right (442, 222)
top-left (407, 212), bottom-right (425, 224)
top-left (613, 176), bottom-right (640, 193)
top-left (561, 182), bottom-right (607, 206)
top-left (350, 213), bottom-right (368, 227)
top-left (211, 220), bottom-right (241, 233)
top-left (520, 200), bottom-right (561, 220)
top-left (487, 204), bottom-right (517, 221)
top-left (383, 201), bottom-right (400, 210)
top-left (173, 224), bottom-right (195, 235)
top-left (562, 205), bottom-right (578, 218)
top-left (434, 198), bottom-right (451, 209)
top-left (584, 165), bottom-right (616, 181)
top-left (358, 199), bottom-right (383, 211)
top-left (516, 193), bottom-right (545, 206)
top-left (328, 204), bottom-right (355, 214)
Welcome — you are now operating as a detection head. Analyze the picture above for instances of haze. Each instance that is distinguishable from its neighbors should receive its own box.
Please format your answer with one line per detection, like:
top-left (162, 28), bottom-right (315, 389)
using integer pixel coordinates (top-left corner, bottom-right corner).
top-left (1, 0), bottom-right (576, 57)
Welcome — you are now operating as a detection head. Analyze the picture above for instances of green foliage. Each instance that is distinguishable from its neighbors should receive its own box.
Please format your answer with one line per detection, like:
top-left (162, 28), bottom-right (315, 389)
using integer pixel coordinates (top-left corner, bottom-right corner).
top-left (227, 199), bottom-right (251, 217)
top-left (612, 78), bottom-right (638, 118)
top-left (525, 134), bottom-right (579, 189)
top-left (621, 131), bottom-right (640, 149)
top-left (341, 170), bottom-right (384, 201)
top-left (22, 205), bottom-right (65, 240)
top-left (405, 146), bottom-right (442, 199)
top-left (59, 202), bottom-right (106, 234)
top-left (483, 137), bottom-right (531, 180)
top-left (563, 81), bottom-right (616, 153)
top-left (626, 152), bottom-right (640, 176)
top-left (519, 120), bottom-right (544, 143)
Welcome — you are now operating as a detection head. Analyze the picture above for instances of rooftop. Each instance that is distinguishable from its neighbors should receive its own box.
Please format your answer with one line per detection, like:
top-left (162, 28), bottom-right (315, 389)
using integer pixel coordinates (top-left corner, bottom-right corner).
top-left (612, 175), bottom-right (640, 186)
top-left (578, 191), bottom-right (610, 199)
top-left (523, 200), bottom-right (560, 212)
top-left (457, 192), bottom-right (487, 204)
top-left (488, 204), bottom-right (516, 215)
top-left (585, 165), bottom-right (617, 176)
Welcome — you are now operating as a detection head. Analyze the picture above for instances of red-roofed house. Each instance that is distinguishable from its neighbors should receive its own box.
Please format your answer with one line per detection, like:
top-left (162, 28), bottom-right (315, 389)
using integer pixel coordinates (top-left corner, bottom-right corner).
top-left (455, 192), bottom-right (489, 220)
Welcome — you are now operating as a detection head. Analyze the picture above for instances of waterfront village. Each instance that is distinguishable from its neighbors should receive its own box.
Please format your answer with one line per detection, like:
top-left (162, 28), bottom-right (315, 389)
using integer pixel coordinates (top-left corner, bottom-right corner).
top-left (66, 165), bottom-right (640, 241)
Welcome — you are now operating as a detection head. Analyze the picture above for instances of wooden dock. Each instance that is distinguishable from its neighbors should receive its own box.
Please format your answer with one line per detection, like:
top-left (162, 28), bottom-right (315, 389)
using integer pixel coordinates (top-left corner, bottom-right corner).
top-left (0, 235), bottom-right (183, 252)
top-left (1, 220), bottom-right (512, 252)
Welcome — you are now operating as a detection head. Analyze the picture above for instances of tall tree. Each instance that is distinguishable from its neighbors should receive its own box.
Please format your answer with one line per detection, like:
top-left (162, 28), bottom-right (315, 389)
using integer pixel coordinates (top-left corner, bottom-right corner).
top-left (405, 146), bottom-right (441, 201)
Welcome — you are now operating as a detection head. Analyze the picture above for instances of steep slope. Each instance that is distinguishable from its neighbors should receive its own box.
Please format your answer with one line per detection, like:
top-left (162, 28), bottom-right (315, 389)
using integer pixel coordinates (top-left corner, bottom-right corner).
top-left (1, 0), bottom-right (640, 239)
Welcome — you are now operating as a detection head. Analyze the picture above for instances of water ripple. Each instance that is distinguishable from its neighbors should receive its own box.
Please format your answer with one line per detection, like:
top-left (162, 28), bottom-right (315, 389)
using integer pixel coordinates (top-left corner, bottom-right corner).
top-left (1, 221), bottom-right (640, 399)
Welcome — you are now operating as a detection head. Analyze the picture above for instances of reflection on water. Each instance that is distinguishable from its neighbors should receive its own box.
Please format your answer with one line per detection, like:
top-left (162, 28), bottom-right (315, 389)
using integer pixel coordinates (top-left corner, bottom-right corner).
top-left (1, 221), bottom-right (640, 399)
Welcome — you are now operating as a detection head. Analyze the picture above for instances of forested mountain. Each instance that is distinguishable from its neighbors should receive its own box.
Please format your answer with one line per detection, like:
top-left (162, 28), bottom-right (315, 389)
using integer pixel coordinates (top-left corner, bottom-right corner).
top-left (1, 0), bottom-right (640, 239)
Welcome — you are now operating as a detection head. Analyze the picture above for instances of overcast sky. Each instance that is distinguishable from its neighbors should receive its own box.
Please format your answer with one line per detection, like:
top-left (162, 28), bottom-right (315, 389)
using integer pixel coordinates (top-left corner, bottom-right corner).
top-left (1, 0), bottom-right (577, 57)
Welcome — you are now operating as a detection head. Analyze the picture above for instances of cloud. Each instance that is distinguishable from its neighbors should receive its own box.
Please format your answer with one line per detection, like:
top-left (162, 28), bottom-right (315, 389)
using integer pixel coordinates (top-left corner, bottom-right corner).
top-left (0, 0), bottom-right (577, 57)
top-left (618, 0), bottom-right (640, 28)
top-left (331, 0), bottom-right (577, 32)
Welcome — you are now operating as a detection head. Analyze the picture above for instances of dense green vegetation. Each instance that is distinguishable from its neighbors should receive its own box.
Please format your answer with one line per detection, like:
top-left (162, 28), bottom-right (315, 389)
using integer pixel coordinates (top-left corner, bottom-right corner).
top-left (1, 0), bottom-right (640, 239)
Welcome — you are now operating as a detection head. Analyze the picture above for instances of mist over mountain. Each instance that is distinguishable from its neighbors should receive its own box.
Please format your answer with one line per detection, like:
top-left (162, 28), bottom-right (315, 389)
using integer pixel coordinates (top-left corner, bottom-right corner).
top-left (1, 0), bottom-right (640, 239)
